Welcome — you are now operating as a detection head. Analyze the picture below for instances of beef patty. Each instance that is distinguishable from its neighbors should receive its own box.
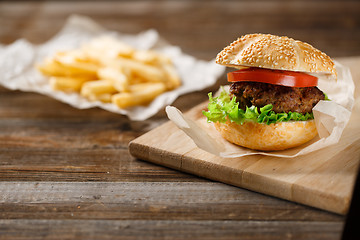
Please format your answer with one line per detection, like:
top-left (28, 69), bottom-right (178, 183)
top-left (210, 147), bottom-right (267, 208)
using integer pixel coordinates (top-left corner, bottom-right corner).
top-left (229, 82), bottom-right (325, 114)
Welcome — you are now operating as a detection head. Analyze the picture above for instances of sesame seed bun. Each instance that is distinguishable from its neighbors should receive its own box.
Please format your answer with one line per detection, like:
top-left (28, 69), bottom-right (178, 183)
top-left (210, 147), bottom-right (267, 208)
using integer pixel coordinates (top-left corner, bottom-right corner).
top-left (214, 120), bottom-right (318, 151)
top-left (209, 33), bottom-right (331, 151)
top-left (216, 33), bottom-right (337, 79)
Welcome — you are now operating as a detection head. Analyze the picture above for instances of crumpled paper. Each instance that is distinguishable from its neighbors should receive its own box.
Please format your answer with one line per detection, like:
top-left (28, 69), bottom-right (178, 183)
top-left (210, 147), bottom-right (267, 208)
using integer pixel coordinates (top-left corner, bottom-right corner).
top-left (166, 61), bottom-right (355, 158)
top-left (0, 15), bottom-right (225, 121)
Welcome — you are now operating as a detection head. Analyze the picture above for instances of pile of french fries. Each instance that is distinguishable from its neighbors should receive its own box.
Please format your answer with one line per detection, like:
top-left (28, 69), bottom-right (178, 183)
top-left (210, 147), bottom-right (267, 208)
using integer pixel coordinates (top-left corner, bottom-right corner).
top-left (37, 36), bottom-right (181, 109)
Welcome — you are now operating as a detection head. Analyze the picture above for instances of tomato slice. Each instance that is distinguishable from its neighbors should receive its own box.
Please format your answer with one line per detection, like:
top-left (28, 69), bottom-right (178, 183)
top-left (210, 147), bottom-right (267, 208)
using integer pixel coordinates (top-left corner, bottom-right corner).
top-left (227, 67), bottom-right (318, 87)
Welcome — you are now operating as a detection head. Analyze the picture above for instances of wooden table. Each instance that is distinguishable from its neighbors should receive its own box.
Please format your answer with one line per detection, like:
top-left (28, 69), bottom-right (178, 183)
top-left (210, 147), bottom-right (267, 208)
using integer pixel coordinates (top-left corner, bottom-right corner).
top-left (1, 1), bottom-right (359, 239)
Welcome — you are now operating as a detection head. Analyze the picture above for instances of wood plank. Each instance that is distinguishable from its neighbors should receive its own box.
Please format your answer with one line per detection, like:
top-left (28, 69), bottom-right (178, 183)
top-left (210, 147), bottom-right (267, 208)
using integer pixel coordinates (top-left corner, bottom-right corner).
top-left (0, 91), bottom-right (203, 182)
top-left (0, 89), bottom-right (168, 122)
top-left (0, 182), bottom-right (341, 221)
top-left (0, 148), bottom-right (203, 182)
top-left (0, 219), bottom-right (343, 240)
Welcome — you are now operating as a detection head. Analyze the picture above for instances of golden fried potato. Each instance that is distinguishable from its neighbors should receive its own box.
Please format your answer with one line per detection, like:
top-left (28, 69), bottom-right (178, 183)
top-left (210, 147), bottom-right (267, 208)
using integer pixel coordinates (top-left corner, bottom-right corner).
top-left (97, 67), bottom-right (130, 92)
top-left (104, 57), bottom-right (166, 83)
top-left (49, 76), bottom-right (90, 92)
top-left (37, 36), bottom-right (181, 109)
top-left (112, 82), bottom-right (166, 108)
top-left (37, 58), bottom-right (98, 79)
top-left (81, 80), bottom-right (117, 97)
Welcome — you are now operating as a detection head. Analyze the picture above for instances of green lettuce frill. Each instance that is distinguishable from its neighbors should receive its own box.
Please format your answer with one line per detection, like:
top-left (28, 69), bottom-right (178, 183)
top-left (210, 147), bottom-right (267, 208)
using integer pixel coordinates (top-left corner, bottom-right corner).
top-left (202, 88), bottom-right (314, 125)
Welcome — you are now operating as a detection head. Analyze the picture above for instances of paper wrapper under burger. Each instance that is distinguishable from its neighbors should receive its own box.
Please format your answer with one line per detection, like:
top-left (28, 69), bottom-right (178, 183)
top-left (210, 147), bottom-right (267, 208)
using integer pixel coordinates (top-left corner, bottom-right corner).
top-left (166, 61), bottom-right (356, 158)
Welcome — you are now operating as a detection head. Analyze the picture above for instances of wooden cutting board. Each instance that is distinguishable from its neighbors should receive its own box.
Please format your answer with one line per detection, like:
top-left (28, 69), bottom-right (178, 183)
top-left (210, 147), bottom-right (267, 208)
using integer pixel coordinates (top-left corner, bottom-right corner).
top-left (129, 57), bottom-right (360, 215)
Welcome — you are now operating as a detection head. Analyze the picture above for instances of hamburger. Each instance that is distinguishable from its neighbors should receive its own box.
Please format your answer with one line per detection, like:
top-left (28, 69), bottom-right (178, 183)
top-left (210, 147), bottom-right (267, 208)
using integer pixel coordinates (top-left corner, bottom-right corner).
top-left (203, 33), bottom-right (336, 151)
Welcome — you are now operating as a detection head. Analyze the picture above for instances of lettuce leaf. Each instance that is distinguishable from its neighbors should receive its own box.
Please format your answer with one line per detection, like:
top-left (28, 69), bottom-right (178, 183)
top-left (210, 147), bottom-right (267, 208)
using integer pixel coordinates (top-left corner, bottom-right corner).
top-left (202, 88), bottom-right (314, 125)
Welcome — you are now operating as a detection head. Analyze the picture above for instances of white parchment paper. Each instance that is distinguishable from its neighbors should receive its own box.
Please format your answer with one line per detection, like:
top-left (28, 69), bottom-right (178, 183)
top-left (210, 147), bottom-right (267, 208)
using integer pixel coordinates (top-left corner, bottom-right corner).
top-left (0, 15), bottom-right (225, 121)
top-left (166, 61), bottom-right (355, 158)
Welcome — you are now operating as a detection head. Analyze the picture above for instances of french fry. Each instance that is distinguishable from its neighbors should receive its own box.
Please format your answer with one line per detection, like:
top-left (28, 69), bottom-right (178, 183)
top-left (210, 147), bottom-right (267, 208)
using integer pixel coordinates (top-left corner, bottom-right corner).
top-left (80, 80), bottom-right (117, 98)
top-left (54, 61), bottom-right (98, 76)
top-left (37, 35), bottom-right (182, 109)
top-left (54, 50), bottom-right (99, 75)
top-left (81, 80), bottom-right (118, 103)
top-left (97, 67), bottom-right (130, 92)
top-left (132, 50), bottom-right (157, 64)
top-left (49, 76), bottom-right (90, 92)
top-left (104, 57), bottom-right (166, 83)
top-left (112, 82), bottom-right (166, 108)
top-left (37, 59), bottom-right (98, 79)
top-left (37, 60), bottom-right (65, 76)
top-left (86, 93), bottom-right (113, 103)
top-left (161, 63), bottom-right (181, 90)
top-left (82, 36), bottom-right (135, 60)
top-left (53, 50), bottom-right (87, 64)
top-left (133, 50), bottom-right (173, 66)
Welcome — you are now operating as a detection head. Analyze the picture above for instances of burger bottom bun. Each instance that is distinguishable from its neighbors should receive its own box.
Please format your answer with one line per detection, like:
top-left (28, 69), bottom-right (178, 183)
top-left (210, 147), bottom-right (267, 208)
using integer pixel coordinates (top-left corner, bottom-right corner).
top-left (214, 120), bottom-right (318, 151)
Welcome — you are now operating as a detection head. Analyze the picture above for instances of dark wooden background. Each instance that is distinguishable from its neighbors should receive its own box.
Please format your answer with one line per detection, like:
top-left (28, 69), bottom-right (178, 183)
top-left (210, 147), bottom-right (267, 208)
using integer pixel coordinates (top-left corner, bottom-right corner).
top-left (1, 0), bottom-right (359, 239)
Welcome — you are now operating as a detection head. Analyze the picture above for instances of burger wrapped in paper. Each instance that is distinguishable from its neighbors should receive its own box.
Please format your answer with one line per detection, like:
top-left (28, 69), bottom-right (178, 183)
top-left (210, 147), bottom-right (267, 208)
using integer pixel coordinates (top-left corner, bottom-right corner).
top-left (203, 33), bottom-right (337, 151)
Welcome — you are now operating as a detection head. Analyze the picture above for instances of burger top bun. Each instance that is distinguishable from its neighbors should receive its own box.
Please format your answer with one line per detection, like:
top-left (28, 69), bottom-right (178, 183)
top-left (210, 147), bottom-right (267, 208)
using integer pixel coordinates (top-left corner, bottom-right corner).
top-left (216, 33), bottom-right (337, 79)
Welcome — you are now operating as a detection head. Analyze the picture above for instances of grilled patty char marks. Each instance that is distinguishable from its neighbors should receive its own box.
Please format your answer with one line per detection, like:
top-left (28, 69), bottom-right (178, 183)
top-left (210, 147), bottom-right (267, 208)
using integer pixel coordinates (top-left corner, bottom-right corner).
top-left (229, 82), bottom-right (325, 114)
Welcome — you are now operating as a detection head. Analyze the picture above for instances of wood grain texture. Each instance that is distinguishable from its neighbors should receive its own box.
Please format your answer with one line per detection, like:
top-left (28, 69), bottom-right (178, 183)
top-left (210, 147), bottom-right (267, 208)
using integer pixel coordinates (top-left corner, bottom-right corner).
top-left (0, 182), bottom-right (343, 238)
top-left (1, 0), bottom-right (359, 60)
top-left (1, 0), bottom-right (357, 239)
top-left (0, 219), bottom-right (343, 240)
top-left (0, 182), bottom-right (341, 221)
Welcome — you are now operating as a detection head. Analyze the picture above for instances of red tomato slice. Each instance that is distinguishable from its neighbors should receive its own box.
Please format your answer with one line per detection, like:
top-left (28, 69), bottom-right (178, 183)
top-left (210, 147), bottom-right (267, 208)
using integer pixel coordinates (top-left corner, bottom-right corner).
top-left (227, 68), bottom-right (318, 87)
